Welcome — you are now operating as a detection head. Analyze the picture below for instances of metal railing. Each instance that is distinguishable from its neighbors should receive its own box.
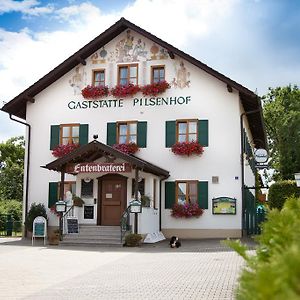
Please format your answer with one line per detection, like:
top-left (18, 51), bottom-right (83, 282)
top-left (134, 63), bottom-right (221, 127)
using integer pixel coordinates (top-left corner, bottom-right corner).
top-left (0, 214), bottom-right (22, 237)
top-left (120, 206), bottom-right (132, 243)
top-left (62, 205), bottom-right (75, 235)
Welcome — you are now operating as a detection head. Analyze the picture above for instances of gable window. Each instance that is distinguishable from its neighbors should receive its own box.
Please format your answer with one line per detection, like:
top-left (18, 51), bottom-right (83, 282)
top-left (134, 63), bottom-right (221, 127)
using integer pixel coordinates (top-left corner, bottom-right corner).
top-left (151, 66), bottom-right (165, 83)
top-left (60, 124), bottom-right (80, 145)
top-left (176, 181), bottom-right (197, 205)
top-left (93, 70), bottom-right (105, 86)
top-left (117, 121), bottom-right (137, 144)
top-left (118, 64), bottom-right (138, 85)
top-left (176, 119), bottom-right (197, 143)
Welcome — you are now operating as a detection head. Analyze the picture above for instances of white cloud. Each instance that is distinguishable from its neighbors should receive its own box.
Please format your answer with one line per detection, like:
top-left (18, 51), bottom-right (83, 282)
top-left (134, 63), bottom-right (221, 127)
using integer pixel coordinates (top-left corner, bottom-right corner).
top-left (0, 0), bottom-right (54, 16)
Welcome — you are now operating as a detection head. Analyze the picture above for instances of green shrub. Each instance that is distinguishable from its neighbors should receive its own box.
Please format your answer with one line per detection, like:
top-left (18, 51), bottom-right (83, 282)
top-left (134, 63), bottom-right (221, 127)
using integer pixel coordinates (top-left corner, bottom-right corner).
top-left (268, 180), bottom-right (300, 210)
top-left (224, 196), bottom-right (300, 300)
top-left (0, 200), bottom-right (22, 221)
top-left (124, 233), bottom-right (143, 247)
top-left (25, 203), bottom-right (47, 232)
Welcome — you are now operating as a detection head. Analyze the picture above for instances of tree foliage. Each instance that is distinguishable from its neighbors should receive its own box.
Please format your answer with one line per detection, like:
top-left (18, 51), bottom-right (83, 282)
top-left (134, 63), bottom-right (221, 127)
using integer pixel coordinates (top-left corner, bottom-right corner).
top-left (0, 136), bottom-right (25, 201)
top-left (262, 85), bottom-right (300, 180)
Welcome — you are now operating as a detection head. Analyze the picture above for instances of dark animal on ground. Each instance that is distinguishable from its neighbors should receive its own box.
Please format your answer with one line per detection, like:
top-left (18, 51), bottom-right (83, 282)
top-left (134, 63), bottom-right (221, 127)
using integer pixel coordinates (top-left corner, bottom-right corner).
top-left (169, 236), bottom-right (181, 248)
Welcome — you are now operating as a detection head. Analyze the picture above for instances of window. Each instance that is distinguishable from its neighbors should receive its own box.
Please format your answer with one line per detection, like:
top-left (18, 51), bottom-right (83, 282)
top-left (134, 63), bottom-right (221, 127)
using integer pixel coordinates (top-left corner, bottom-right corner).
top-left (58, 181), bottom-right (76, 201)
top-left (93, 70), bottom-right (105, 86)
top-left (151, 66), bottom-right (165, 83)
top-left (117, 121), bottom-right (137, 144)
top-left (176, 181), bottom-right (197, 205)
top-left (118, 64), bottom-right (138, 85)
top-left (176, 120), bottom-right (198, 143)
top-left (60, 124), bottom-right (80, 145)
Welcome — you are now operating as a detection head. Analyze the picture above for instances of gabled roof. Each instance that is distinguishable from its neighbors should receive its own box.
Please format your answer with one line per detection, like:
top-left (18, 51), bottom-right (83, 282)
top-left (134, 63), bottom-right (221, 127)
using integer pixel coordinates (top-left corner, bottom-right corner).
top-left (1, 17), bottom-right (266, 148)
top-left (43, 140), bottom-right (170, 178)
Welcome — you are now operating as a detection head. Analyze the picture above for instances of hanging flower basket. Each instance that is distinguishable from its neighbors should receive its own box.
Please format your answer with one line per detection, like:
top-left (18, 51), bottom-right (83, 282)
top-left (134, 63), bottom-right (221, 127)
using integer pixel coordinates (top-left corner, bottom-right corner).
top-left (81, 85), bottom-right (109, 99)
top-left (141, 81), bottom-right (170, 96)
top-left (113, 143), bottom-right (139, 154)
top-left (171, 141), bottom-right (204, 156)
top-left (171, 203), bottom-right (204, 218)
top-left (110, 83), bottom-right (140, 98)
top-left (52, 143), bottom-right (80, 158)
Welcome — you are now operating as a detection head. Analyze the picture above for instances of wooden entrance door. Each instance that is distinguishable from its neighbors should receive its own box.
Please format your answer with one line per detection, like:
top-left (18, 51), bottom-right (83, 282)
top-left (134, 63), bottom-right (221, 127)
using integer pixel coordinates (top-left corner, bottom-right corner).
top-left (98, 175), bottom-right (127, 226)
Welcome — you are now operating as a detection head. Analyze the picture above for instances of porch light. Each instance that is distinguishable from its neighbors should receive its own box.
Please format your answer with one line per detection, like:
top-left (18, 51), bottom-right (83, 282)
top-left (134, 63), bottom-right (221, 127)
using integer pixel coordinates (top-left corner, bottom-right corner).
top-left (55, 200), bottom-right (67, 213)
top-left (129, 199), bottom-right (142, 213)
top-left (294, 173), bottom-right (300, 187)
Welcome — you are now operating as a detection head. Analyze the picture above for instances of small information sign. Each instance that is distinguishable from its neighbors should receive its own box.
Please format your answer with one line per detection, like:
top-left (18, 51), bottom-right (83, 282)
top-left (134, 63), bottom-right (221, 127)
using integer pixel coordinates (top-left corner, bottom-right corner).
top-left (66, 217), bottom-right (79, 234)
top-left (32, 216), bottom-right (47, 245)
top-left (212, 197), bottom-right (236, 215)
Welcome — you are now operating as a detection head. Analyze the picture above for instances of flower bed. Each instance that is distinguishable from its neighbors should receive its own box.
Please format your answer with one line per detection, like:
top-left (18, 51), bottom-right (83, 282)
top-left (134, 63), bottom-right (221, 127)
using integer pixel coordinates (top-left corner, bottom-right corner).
top-left (81, 85), bottom-right (109, 99)
top-left (52, 143), bottom-right (80, 158)
top-left (113, 142), bottom-right (139, 154)
top-left (171, 141), bottom-right (204, 156)
top-left (141, 80), bottom-right (170, 96)
top-left (110, 83), bottom-right (140, 98)
top-left (171, 203), bottom-right (204, 218)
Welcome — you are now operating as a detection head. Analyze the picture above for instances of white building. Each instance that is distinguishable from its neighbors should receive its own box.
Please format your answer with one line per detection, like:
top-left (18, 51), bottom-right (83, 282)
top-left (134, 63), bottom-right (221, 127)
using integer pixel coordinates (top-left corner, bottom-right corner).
top-left (2, 18), bottom-right (266, 242)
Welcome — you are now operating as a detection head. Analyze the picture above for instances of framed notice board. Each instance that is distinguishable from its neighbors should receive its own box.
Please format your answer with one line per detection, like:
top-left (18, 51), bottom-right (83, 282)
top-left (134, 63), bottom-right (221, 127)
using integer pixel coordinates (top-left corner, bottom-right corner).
top-left (32, 216), bottom-right (47, 245)
top-left (66, 217), bottom-right (79, 234)
top-left (212, 197), bottom-right (236, 215)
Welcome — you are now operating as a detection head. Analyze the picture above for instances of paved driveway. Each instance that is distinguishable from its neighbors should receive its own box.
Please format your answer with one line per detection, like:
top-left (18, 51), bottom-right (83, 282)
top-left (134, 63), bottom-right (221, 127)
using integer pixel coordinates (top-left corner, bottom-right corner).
top-left (0, 238), bottom-right (254, 300)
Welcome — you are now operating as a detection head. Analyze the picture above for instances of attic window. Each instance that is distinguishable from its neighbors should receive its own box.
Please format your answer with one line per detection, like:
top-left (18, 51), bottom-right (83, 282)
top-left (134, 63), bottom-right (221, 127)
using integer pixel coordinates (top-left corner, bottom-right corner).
top-left (118, 64), bottom-right (138, 85)
top-left (93, 70), bottom-right (105, 87)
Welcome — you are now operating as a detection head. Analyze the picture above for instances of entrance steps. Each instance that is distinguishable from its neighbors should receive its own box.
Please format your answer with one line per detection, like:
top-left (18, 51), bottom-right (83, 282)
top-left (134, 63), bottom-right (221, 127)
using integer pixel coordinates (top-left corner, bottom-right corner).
top-left (61, 225), bottom-right (124, 246)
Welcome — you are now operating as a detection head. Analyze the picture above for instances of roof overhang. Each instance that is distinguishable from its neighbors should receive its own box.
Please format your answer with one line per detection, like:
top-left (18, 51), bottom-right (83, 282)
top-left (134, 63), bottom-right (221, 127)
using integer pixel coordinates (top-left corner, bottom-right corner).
top-left (43, 140), bottom-right (170, 179)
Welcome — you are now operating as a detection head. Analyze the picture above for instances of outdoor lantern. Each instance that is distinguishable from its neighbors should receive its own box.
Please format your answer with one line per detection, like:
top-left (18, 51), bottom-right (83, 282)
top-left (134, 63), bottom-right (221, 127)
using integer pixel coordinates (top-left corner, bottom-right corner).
top-left (294, 173), bottom-right (300, 187)
top-left (55, 200), bottom-right (67, 213)
top-left (129, 199), bottom-right (142, 213)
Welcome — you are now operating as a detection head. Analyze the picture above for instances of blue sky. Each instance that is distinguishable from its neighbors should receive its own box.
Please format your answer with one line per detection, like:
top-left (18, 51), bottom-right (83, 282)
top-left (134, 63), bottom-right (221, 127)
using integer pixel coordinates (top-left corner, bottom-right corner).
top-left (0, 0), bottom-right (300, 142)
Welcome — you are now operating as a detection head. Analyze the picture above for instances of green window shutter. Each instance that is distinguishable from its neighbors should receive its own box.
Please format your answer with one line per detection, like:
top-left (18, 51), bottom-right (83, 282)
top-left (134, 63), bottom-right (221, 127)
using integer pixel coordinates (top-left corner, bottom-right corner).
top-left (107, 122), bottom-right (117, 145)
top-left (50, 125), bottom-right (60, 150)
top-left (165, 121), bottom-right (176, 148)
top-left (79, 124), bottom-right (89, 145)
top-left (198, 181), bottom-right (208, 209)
top-left (137, 121), bottom-right (147, 148)
top-left (48, 182), bottom-right (58, 208)
top-left (165, 181), bottom-right (175, 209)
top-left (198, 120), bottom-right (209, 147)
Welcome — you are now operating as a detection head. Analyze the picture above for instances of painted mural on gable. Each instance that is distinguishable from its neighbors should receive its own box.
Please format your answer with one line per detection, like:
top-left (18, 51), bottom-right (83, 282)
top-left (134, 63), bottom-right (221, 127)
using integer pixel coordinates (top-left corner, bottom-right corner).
top-left (171, 61), bottom-right (191, 89)
top-left (91, 30), bottom-right (168, 64)
top-left (69, 66), bottom-right (87, 95)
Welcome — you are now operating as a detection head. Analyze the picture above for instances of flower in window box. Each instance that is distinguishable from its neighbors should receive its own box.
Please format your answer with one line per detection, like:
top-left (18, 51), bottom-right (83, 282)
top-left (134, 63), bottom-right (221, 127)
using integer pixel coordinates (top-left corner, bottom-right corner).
top-left (110, 83), bottom-right (140, 98)
top-left (113, 143), bottom-right (139, 154)
top-left (81, 85), bottom-right (109, 99)
top-left (52, 143), bottom-right (80, 158)
top-left (141, 81), bottom-right (170, 96)
top-left (171, 141), bottom-right (204, 156)
top-left (171, 203), bottom-right (204, 218)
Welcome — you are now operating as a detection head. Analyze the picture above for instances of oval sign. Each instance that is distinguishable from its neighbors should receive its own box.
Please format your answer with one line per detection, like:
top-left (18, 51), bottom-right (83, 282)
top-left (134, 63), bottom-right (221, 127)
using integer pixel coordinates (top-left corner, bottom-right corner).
top-left (254, 148), bottom-right (268, 163)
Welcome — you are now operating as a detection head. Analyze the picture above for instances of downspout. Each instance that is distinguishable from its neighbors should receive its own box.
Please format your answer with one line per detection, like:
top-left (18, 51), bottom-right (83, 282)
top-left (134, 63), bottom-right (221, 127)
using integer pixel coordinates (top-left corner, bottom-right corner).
top-left (9, 114), bottom-right (31, 238)
top-left (240, 108), bottom-right (260, 237)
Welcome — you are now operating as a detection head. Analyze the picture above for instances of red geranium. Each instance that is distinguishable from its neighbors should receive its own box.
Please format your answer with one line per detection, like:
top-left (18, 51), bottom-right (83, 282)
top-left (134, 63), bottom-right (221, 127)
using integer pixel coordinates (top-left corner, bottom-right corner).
top-left (171, 203), bottom-right (204, 218)
top-left (81, 85), bottom-right (109, 99)
top-left (141, 81), bottom-right (170, 96)
top-left (110, 83), bottom-right (140, 98)
top-left (52, 143), bottom-right (80, 158)
top-left (113, 143), bottom-right (139, 154)
top-left (171, 141), bottom-right (204, 156)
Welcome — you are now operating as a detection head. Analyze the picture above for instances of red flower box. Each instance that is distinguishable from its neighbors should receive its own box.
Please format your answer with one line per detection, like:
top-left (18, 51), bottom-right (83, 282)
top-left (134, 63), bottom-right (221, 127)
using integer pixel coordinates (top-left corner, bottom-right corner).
top-left (171, 203), bottom-right (204, 218)
top-left (113, 143), bottom-right (139, 154)
top-left (110, 83), bottom-right (140, 98)
top-left (141, 81), bottom-right (170, 96)
top-left (81, 85), bottom-right (109, 99)
top-left (171, 141), bottom-right (204, 156)
top-left (52, 143), bottom-right (80, 158)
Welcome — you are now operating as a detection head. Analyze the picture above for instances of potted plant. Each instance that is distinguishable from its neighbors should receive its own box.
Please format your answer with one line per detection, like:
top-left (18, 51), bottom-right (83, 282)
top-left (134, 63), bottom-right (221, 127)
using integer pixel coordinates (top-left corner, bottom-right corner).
top-left (171, 141), bottom-right (204, 156)
top-left (48, 229), bottom-right (60, 245)
top-left (171, 203), bottom-right (204, 218)
top-left (81, 85), bottom-right (109, 99)
top-left (141, 80), bottom-right (170, 96)
top-left (72, 195), bottom-right (84, 207)
top-left (141, 195), bottom-right (151, 207)
top-left (110, 83), bottom-right (140, 98)
top-left (113, 142), bottom-right (139, 154)
top-left (124, 233), bottom-right (143, 247)
top-left (24, 203), bottom-right (47, 235)
top-left (52, 143), bottom-right (80, 158)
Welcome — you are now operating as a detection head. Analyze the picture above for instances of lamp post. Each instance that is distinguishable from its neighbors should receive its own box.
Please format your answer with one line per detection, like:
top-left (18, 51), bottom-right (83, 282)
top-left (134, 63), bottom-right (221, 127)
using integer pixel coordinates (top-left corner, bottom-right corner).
top-left (294, 173), bottom-right (300, 187)
top-left (55, 200), bottom-right (67, 240)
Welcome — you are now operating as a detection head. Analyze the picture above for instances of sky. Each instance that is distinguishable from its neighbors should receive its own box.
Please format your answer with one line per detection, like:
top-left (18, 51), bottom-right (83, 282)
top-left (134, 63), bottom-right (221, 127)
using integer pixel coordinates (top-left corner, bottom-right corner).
top-left (0, 0), bottom-right (299, 142)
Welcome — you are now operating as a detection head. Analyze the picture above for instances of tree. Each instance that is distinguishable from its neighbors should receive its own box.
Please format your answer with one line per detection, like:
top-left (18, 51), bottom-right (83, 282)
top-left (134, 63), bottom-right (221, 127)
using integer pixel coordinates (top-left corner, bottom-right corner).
top-left (262, 85), bottom-right (300, 180)
top-left (0, 136), bottom-right (25, 201)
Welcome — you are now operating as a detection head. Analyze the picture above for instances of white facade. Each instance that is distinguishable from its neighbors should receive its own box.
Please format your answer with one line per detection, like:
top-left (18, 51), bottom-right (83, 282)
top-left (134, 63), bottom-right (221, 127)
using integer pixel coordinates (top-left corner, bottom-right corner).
top-left (3, 19), bottom-right (263, 239)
